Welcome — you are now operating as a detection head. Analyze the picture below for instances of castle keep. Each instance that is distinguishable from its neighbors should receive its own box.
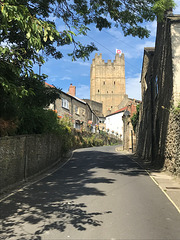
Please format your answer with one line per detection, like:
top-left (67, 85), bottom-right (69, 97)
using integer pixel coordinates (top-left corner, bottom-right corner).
top-left (90, 53), bottom-right (126, 116)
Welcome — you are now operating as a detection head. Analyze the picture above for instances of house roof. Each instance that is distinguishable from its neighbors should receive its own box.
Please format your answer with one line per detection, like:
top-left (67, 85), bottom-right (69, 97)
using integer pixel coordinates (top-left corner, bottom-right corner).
top-left (106, 106), bottom-right (128, 117)
top-left (127, 98), bottom-right (141, 103)
top-left (167, 15), bottom-right (180, 22)
top-left (61, 90), bottom-right (87, 105)
top-left (45, 82), bottom-right (99, 119)
top-left (45, 82), bottom-right (55, 88)
top-left (144, 47), bottom-right (155, 52)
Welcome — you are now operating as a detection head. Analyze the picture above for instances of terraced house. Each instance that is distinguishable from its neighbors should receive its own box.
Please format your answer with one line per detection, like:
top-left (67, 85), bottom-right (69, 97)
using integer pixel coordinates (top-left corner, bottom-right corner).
top-left (46, 83), bottom-right (99, 131)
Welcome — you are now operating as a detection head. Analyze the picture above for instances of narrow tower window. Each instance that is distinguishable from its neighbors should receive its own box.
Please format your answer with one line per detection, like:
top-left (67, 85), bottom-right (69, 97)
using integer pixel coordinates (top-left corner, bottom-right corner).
top-left (114, 81), bottom-right (115, 85)
top-left (98, 89), bottom-right (100, 93)
top-left (103, 81), bottom-right (105, 85)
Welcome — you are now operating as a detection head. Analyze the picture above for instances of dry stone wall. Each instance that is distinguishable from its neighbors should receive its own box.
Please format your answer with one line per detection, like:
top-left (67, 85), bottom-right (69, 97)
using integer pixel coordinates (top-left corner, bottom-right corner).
top-left (0, 134), bottom-right (62, 193)
top-left (164, 112), bottom-right (180, 176)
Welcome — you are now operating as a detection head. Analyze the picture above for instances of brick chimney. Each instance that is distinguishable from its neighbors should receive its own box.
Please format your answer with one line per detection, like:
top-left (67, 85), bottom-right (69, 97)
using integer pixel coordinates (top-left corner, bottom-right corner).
top-left (68, 84), bottom-right (76, 96)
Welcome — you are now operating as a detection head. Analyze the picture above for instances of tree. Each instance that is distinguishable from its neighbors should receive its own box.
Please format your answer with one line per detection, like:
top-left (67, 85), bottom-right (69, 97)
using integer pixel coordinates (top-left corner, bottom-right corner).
top-left (0, 0), bottom-right (176, 101)
top-left (0, 0), bottom-right (175, 135)
top-left (0, 0), bottom-right (175, 67)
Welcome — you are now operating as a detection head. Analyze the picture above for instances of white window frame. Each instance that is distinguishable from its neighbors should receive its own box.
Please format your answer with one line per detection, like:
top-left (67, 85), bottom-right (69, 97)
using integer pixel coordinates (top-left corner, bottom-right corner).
top-left (62, 98), bottom-right (69, 109)
top-left (75, 106), bottom-right (79, 114)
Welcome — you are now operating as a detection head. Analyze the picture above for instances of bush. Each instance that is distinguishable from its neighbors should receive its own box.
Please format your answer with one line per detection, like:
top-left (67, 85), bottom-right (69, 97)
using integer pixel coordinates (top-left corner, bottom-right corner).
top-left (17, 108), bottom-right (60, 135)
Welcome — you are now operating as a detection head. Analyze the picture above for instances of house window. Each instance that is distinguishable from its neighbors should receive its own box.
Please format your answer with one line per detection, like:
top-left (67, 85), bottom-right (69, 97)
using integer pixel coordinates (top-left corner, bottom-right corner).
top-left (75, 120), bottom-right (81, 129)
top-left (62, 98), bottom-right (69, 109)
top-left (82, 109), bottom-right (85, 116)
top-left (107, 91), bottom-right (108, 93)
top-left (75, 106), bottom-right (79, 114)
top-left (103, 81), bottom-right (105, 85)
top-left (114, 81), bottom-right (115, 85)
top-left (98, 89), bottom-right (100, 93)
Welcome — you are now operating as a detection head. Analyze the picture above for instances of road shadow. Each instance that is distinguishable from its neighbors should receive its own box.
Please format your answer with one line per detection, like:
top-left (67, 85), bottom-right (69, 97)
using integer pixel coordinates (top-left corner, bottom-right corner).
top-left (0, 146), bottom-right (147, 239)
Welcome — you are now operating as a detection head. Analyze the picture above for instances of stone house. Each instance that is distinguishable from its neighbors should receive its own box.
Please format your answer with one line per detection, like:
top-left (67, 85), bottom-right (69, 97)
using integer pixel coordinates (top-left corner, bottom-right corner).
top-left (136, 13), bottom-right (180, 175)
top-left (83, 99), bottom-right (106, 130)
top-left (122, 100), bottom-right (140, 152)
top-left (46, 83), bottom-right (99, 131)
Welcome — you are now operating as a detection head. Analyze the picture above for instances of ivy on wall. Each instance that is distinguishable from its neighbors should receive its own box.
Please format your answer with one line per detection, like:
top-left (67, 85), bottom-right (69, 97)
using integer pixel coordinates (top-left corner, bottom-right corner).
top-left (131, 104), bottom-right (140, 133)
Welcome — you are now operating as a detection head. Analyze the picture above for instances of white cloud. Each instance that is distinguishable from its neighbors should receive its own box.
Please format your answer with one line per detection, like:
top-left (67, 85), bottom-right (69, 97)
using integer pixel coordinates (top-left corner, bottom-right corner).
top-left (126, 73), bottom-right (141, 100)
top-left (48, 77), bottom-right (57, 82)
top-left (76, 61), bottom-right (91, 66)
top-left (62, 58), bottom-right (91, 67)
top-left (124, 40), bottom-right (155, 59)
top-left (60, 76), bottom-right (72, 81)
top-left (105, 28), bottom-right (123, 41)
top-left (76, 85), bottom-right (90, 99)
top-left (137, 41), bottom-right (155, 52)
top-left (81, 73), bottom-right (89, 77)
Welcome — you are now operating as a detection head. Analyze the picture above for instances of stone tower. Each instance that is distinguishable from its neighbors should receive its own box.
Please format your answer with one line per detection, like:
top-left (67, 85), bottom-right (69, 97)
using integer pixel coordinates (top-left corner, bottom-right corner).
top-left (90, 53), bottom-right (126, 116)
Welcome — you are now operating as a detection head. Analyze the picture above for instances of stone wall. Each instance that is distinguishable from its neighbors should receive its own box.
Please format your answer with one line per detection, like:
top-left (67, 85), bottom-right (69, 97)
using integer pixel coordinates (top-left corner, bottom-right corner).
top-left (136, 15), bottom-right (180, 175)
top-left (122, 114), bottom-right (136, 152)
top-left (164, 112), bottom-right (180, 176)
top-left (0, 134), bottom-right (62, 193)
top-left (83, 99), bottom-right (103, 117)
top-left (136, 48), bottom-right (154, 161)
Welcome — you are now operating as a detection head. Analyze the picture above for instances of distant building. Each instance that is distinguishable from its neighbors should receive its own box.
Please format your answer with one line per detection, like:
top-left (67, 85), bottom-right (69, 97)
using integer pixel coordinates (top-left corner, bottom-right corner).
top-left (83, 99), bottom-right (105, 131)
top-left (90, 53), bottom-right (126, 116)
top-left (46, 83), bottom-right (99, 131)
top-left (106, 99), bottom-right (140, 141)
top-left (106, 107), bottom-right (126, 139)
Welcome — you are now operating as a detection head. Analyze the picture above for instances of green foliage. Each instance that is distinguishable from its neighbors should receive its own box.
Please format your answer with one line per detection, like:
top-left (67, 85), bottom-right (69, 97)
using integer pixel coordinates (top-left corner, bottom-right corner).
top-left (162, 102), bottom-right (180, 115)
top-left (173, 103), bottom-right (180, 114)
top-left (131, 104), bottom-right (140, 133)
top-left (0, 73), bottom-right (61, 136)
top-left (17, 108), bottom-right (59, 135)
top-left (0, 0), bottom-right (175, 137)
top-left (152, 0), bottom-right (176, 21)
top-left (0, 0), bottom-right (175, 99)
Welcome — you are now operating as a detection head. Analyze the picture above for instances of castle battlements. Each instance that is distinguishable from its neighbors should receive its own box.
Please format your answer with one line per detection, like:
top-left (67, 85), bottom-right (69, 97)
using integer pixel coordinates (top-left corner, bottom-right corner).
top-left (90, 53), bottom-right (126, 116)
top-left (92, 53), bottom-right (124, 67)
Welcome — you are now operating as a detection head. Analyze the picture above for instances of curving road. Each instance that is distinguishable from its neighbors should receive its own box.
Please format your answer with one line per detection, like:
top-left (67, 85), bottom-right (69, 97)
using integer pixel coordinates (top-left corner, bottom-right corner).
top-left (0, 145), bottom-right (180, 239)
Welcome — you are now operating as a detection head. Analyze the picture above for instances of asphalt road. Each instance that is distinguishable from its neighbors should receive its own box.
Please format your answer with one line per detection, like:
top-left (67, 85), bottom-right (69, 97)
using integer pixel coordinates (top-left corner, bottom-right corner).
top-left (0, 145), bottom-right (180, 240)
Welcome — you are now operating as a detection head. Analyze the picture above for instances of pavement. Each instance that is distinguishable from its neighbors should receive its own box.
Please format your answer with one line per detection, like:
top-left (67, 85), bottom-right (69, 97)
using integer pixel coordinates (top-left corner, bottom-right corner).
top-left (116, 146), bottom-right (180, 213)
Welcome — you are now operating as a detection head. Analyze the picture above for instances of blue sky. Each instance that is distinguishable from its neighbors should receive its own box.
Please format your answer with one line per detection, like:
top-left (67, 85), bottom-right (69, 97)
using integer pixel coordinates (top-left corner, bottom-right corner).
top-left (34, 0), bottom-right (180, 101)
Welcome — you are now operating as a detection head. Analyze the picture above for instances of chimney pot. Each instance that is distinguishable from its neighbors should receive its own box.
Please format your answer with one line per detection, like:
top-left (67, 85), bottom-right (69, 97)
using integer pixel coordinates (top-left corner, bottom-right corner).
top-left (68, 84), bottom-right (76, 96)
